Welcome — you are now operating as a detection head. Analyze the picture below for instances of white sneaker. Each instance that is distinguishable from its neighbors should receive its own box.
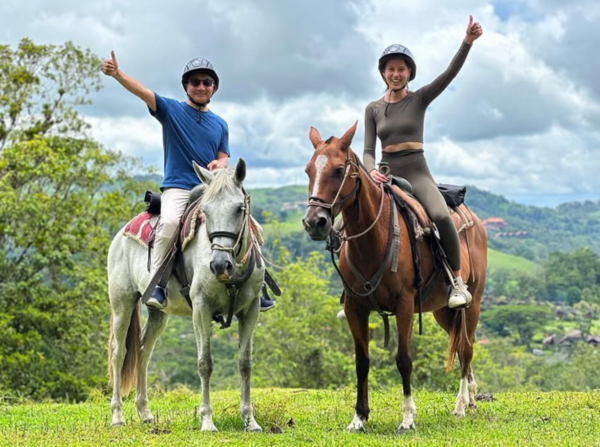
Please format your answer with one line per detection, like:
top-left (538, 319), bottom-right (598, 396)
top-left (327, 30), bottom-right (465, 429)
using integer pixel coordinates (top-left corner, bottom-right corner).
top-left (448, 276), bottom-right (472, 309)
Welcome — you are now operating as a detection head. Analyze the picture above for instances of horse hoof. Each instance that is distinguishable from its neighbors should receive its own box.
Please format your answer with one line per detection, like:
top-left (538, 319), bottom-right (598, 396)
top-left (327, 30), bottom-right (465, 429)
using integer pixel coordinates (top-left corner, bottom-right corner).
top-left (346, 422), bottom-right (366, 433)
top-left (245, 424), bottom-right (263, 432)
top-left (139, 410), bottom-right (155, 424)
top-left (397, 422), bottom-right (415, 433)
top-left (201, 423), bottom-right (219, 432)
top-left (111, 420), bottom-right (125, 427)
top-left (453, 409), bottom-right (466, 417)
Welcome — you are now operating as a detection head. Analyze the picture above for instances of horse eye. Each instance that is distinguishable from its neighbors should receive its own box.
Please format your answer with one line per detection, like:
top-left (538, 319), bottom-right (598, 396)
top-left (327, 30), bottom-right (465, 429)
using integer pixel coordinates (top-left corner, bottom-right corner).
top-left (238, 204), bottom-right (246, 213)
top-left (332, 166), bottom-right (345, 177)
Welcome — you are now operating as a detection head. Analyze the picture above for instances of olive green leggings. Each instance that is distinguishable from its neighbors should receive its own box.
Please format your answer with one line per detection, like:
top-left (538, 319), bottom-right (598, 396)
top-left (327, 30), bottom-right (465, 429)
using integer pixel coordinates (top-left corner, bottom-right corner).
top-left (381, 150), bottom-right (461, 271)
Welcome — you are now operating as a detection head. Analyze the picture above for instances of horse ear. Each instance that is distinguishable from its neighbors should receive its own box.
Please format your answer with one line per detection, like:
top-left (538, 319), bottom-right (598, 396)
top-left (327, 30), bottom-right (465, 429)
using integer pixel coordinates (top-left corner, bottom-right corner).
top-left (339, 121), bottom-right (358, 151)
top-left (193, 161), bottom-right (213, 185)
top-left (309, 126), bottom-right (323, 150)
top-left (235, 159), bottom-right (246, 183)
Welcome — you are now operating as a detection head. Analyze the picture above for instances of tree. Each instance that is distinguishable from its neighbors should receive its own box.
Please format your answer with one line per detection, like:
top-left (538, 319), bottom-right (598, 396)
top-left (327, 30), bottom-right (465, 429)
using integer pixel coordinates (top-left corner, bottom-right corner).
top-left (544, 248), bottom-right (600, 305)
top-left (0, 39), bottom-right (154, 400)
top-left (481, 305), bottom-right (554, 348)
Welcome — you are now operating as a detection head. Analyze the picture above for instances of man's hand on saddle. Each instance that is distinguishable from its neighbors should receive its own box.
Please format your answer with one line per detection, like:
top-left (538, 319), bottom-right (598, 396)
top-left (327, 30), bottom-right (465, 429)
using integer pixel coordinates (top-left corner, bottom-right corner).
top-left (464, 15), bottom-right (483, 45)
top-left (207, 157), bottom-right (229, 171)
top-left (370, 169), bottom-right (389, 186)
top-left (102, 51), bottom-right (120, 77)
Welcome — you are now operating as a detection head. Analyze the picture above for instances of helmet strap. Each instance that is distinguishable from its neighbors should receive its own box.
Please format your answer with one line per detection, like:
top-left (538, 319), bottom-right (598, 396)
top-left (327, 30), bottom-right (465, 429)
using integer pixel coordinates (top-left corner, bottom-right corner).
top-left (391, 80), bottom-right (409, 93)
top-left (187, 94), bottom-right (210, 109)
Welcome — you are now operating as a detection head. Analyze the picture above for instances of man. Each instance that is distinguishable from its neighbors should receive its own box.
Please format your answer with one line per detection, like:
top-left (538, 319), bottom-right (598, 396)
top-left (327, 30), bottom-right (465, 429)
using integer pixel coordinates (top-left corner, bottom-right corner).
top-left (102, 52), bottom-right (275, 311)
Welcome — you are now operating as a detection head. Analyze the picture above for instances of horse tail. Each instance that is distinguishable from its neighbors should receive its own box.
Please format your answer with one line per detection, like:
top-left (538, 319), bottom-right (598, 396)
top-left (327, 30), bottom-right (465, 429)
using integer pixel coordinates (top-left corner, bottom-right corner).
top-left (108, 301), bottom-right (142, 396)
top-left (446, 308), bottom-right (468, 371)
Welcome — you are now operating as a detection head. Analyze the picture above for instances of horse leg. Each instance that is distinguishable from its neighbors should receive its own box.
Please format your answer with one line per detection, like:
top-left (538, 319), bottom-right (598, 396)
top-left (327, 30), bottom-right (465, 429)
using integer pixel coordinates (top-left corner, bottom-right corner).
top-left (193, 302), bottom-right (218, 432)
top-left (108, 297), bottom-right (140, 426)
top-left (433, 307), bottom-right (475, 416)
top-left (135, 307), bottom-right (168, 423)
top-left (237, 300), bottom-right (262, 432)
top-left (345, 299), bottom-right (370, 433)
top-left (396, 308), bottom-right (416, 433)
top-left (467, 368), bottom-right (478, 409)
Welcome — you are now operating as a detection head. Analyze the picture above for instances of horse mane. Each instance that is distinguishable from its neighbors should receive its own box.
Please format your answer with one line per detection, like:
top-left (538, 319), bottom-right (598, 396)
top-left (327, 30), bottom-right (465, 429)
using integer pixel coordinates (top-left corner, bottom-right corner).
top-left (202, 168), bottom-right (240, 203)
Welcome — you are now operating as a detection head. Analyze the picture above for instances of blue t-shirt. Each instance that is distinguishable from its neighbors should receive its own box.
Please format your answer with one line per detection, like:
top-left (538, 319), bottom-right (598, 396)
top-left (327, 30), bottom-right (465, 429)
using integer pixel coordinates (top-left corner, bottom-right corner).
top-left (150, 93), bottom-right (230, 190)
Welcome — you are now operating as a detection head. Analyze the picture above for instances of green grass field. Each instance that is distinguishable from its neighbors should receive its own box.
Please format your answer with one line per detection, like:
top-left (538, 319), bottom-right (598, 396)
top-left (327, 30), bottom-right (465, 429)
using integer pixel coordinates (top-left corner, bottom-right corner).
top-left (1, 388), bottom-right (599, 446)
top-left (487, 248), bottom-right (537, 272)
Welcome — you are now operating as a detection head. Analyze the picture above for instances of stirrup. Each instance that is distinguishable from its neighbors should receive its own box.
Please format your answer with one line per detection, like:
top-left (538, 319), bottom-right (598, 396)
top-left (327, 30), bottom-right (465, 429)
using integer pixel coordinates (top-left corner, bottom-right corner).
top-left (448, 277), bottom-right (472, 309)
top-left (146, 286), bottom-right (167, 309)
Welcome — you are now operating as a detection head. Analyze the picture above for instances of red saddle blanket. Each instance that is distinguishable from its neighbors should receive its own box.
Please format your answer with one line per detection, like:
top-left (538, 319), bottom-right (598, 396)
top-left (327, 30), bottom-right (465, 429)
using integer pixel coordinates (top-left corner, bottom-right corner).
top-left (123, 201), bottom-right (263, 249)
top-left (123, 202), bottom-right (204, 249)
top-left (123, 212), bottom-right (157, 247)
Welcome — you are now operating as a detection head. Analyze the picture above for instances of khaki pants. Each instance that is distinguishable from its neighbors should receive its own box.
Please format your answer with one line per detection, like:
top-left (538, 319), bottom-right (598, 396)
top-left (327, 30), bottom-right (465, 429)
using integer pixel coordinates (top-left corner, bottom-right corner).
top-left (151, 188), bottom-right (191, 277)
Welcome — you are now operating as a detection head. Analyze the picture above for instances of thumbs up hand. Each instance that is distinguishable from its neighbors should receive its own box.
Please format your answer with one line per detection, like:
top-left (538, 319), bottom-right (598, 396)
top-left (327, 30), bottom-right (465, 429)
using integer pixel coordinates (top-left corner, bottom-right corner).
top-left (102, 50), bottom-right (120, 77)
top-left (465, 16), bottom-right (483, 44)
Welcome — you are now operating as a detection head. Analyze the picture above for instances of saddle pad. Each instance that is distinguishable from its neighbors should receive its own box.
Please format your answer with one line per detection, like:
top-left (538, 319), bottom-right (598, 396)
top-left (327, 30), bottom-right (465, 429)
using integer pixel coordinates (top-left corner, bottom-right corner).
top-left (181, 201), bottom-right (204, 251)
top-left (390, 185), bottom-right (430, 229)
top-left (123, 212), bottom-right (159, 247)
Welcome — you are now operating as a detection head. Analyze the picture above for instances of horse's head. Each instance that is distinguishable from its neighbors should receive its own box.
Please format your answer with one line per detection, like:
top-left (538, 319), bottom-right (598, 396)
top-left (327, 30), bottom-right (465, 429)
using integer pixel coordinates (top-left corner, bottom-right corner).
top-left (193, 159), bottom-right (249, 282)
top-left (302, 122), bottom-right (359, 240)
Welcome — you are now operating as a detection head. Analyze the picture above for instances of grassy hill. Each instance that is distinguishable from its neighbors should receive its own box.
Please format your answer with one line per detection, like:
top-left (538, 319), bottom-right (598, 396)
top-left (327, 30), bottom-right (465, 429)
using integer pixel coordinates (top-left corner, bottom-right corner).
top-left (1, 388), bottom-right (598, 446)
top-left (487, 248), bottom-right (538, 272)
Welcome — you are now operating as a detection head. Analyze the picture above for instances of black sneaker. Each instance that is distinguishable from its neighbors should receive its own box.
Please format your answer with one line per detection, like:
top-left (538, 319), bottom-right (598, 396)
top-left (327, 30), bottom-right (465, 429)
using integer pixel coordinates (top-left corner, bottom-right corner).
top-left (146, 286), bottom-right (167, 309)
top-left (260, 296), bottom-right (276, 312)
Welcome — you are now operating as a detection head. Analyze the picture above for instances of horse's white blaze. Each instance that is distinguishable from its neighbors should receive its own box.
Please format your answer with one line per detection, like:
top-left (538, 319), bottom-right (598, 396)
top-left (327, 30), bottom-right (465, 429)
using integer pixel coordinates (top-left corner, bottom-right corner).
top-left (398, 395), bottom-right (416, 431)
top-left (311, 154), bottom-right (328, 197)
top-left (453, 377), bottom-right (470, 416)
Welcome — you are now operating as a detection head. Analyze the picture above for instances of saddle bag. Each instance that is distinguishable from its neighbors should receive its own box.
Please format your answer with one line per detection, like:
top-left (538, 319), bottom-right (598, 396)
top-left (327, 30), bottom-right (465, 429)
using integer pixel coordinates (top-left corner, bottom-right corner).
top-left (144, 190), bottom-right (162, 214)
top-left (437, 184), bottom-right (467, 209)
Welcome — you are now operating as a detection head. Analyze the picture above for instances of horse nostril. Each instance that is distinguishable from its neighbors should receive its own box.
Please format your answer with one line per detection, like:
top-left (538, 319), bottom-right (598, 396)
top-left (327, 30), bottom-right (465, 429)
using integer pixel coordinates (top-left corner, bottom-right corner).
top-left (316, 216), bottom-right (328, 228)
top-left (210, 262), bottom-right (217, 275)
top-left (225, 260), bottom-right (233, 273)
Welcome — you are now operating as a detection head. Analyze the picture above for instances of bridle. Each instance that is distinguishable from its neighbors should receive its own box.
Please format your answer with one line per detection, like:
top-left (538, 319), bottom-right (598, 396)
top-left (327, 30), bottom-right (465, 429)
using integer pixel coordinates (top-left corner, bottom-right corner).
top-left (307, 146), bottom-right (386, 243)
top-left (207, 193), bottom-right (253, 265)
top-left (307, 150), bottom-right (362, 217)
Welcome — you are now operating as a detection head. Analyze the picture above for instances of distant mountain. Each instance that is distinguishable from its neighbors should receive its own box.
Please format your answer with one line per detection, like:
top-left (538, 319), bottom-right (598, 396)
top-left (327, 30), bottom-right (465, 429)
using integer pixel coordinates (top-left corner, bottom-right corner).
top-left (247, 184), bottom-right (600, 262)
top-left (137, 174), bottom-right (600, 262)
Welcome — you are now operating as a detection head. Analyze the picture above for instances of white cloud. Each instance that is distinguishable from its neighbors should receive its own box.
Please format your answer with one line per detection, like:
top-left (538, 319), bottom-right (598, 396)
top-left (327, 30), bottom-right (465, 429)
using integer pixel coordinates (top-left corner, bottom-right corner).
top-left (2, 0), bottom-right (600, 206)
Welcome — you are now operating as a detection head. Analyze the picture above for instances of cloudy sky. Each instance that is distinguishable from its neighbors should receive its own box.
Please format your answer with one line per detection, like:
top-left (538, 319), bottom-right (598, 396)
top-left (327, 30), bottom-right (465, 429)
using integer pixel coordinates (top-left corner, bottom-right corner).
top-left (2, 0), bottom-right (599, 206)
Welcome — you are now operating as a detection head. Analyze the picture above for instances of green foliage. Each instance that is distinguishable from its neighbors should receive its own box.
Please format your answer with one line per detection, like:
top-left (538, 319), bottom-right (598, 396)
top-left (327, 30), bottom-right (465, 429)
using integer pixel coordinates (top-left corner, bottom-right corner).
top-left (544, 247), bottom-right (600, 305)
top-left (252, 251), bottom-right (356, 389)
top-left (480, 305), bottom-right (554, 348)
top-left (0, 39), bottom-right (154, 400)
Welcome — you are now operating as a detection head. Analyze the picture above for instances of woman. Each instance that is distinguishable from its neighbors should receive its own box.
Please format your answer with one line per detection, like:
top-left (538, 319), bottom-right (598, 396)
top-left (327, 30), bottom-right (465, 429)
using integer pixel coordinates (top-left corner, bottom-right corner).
top-left (363, 16), bottom-right (483, 308)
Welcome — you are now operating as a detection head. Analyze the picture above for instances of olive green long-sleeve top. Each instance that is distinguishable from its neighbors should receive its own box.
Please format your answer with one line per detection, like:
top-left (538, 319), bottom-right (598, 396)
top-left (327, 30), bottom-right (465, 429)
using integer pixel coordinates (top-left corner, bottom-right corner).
top-left (363, 42), bottom-right (472, 172)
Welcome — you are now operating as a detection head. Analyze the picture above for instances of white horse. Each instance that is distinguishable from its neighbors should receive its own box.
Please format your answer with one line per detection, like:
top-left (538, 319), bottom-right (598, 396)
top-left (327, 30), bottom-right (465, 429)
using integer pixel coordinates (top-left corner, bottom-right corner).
top-left (107, 160), bottom-right (264, 432)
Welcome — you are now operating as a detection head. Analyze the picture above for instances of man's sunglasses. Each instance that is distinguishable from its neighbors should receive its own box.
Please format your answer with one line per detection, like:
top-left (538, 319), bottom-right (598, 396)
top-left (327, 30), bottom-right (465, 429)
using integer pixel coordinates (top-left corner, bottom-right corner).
top-left (188, 78), bottom-right (215, 88)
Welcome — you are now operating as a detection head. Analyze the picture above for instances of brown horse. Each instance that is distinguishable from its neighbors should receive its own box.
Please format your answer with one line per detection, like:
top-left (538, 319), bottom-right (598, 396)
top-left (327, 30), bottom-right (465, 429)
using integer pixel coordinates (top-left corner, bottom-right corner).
top-left (302, 123), bottom-right (487, 433)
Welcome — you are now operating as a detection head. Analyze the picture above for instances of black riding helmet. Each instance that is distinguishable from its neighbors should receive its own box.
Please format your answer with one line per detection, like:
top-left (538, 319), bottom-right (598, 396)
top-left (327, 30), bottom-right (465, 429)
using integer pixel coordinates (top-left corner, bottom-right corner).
top-left (181, 57), bottom-right (220, 93)
top-left (378, 44), bottom-right (417, 83)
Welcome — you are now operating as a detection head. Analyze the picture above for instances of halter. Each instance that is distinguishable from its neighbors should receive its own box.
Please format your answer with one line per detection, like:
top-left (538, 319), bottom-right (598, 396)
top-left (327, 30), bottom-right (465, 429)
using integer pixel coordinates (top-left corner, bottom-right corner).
top-left (205, 192), bottom-right (257, 329)
top-left (307, 149), bottom-right (361, 216)
top-left (207, 194), bottom-right (253, 264)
